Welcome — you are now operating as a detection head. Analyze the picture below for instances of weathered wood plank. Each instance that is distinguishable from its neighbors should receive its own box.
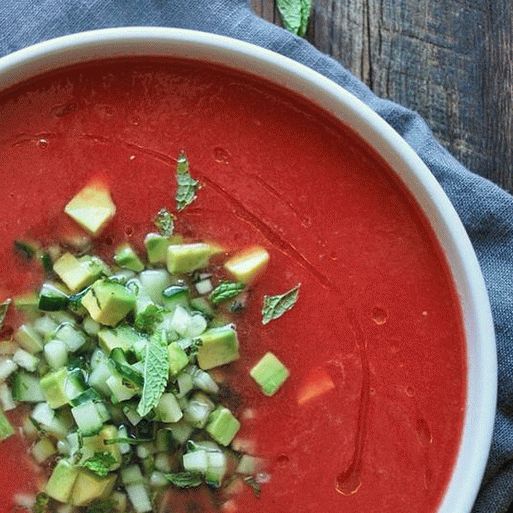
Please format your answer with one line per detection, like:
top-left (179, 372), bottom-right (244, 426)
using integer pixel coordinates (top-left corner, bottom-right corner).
top-left (250, 0), bottom-right (512, 192)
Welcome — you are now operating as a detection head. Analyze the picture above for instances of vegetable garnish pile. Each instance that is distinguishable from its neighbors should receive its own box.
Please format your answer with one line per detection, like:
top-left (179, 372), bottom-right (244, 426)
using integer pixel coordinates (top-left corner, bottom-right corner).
top-left (0, 153), bottom-right (301, 513)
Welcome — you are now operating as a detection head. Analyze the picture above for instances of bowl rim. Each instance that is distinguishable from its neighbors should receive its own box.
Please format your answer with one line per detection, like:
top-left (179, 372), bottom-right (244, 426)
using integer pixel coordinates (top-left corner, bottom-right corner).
top-left (0, 27), bottom-right (497, 513)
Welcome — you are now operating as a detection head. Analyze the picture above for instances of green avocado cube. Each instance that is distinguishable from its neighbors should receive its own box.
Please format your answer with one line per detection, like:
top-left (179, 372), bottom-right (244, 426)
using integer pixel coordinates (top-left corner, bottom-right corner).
top-left (98, 325), bottom-right (140, 354)
top-left (71, 470), bottom-right (117, 506)
top-left (250, 352), bottom-right (290, 396)
top-left (144, 233), bottom-right (170, 264)
top-left (114, 243), bottom-right (145, 272)
top-left (206, 406), bottom-right (240, 446)
top-left (196, 326), bottom-right (239, 370)
top-left (64, 182), bottom-right (116, 237)
top-left (41, 367), bottom-right (84, 408)
top-left (53, 252), bottom-right (103, 292)
top-left (82, 281), bottom-right (135, 327)
top-left (166, 243), bottom-right (212, 274)
top-left (168, 342), bottom-right (189, 377)
top-left (45, 459), bottom-right (80, 503)
top-left (14, 324), bottom-right (43, 353)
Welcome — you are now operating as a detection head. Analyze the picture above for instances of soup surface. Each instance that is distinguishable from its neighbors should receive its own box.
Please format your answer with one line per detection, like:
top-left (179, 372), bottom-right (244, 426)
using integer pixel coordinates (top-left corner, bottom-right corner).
top-left (0, 58), bottom-right (465, 513)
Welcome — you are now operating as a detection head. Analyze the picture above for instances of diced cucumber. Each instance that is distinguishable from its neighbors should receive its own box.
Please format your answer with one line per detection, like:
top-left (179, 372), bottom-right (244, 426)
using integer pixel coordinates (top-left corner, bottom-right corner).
top-left (14, 324), bottom-right (44, 353)
top-left (195, 278), bottom-right (213, 295)
top-left (114, 243), bottom-right (145, 272)
top-left (196, 325), bottom-right (239, 370)
top-left (250, 352), bottom-right (290, 396)
top-left (111, 491), bottom-right (128, 512)
top-left (46, 410), bottom-right (74, 439)
top-left (150, 470), bottom-right (169, 488)
top-left (206, 451), bottom-right (228, 487)
top-left (71, 401), bottom-right (104, 436)
top-left (117, 425), bottom-right (131, 454)
top-left (12, 371), bottom-right (44, 402)
top-left (38, 283), bottom-right (69, 312)
top-left (69, 387), bottom-right (102, 406)
top-left (176, 372), bottom-right (194, 399)
top-left (236, 455), bottom-right (264, 475)
top-left (0, 383), bottom-right (16, 411)
top-left (139, 270), bottom-right (172, 304)
top-left (183, 449), bottom-right (208, 472)
top-left (0, 358), bottom-right (18, 380)
top-left (40, 368), bottom-right (85, 408)
top-left (186, 314), bottom-right (208, 338)
top-left (44, 339), bottom-right (68, 369)
top-left (31, 437), bottom-right (57, 463)
top-left (33, 315), bottom-right (59, 338)
top-left (121, 464), bottom-right (144, 485)
top-left (206, 406), bottom-right (240, 446)
top-left (55, 323), bottom-right (87, 352)
top-left (190, 297), bottom-right (215, 318)
top-left (99, 325), bottom-right (140, 354)
top-left (83, 317), bottom-right (101, 336)
top-left (122, 404), bottom-right (143, 426)
top-left (167, 419), bottom-right (193, 445)
top-left (45, 459), bottom-right (80, 503)
top-left (88, 360), bottom-right (112, 397)
top-left (156, 393), bottom-right (182, 423)
top-left (191, 368), bottom-right (219, 395)
top-left (0, 407), bottom-right (14, 440)
top-left (183, 392), bottom-right (215, 428)
top-left (161, 285), bottom-right (189, 311)
top-left (106, 374), bottom-right (137, 402)
top-left (31, 402), bottom-right (55, 427)
top-left (13, 348), bottom-right (40, 372)
top-left (136, 441), bottom-right (156, 460)
top-left (126, 482), bottom-right (152, 513)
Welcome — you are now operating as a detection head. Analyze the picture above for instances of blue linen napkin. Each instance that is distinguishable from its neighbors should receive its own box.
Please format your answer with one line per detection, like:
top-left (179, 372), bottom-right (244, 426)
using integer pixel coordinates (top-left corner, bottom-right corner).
top-left (1, 1), bottom-right (511, 511)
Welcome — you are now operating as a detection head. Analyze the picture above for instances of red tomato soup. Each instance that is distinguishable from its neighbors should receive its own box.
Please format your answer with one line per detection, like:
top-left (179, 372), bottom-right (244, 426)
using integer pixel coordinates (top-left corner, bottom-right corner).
top-left (0, 59), bottom-right (465, 513)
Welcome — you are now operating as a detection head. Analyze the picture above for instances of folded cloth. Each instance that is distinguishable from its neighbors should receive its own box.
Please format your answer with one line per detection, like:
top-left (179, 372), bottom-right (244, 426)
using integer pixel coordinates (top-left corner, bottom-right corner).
top-left (1, 1), bottom-right (511, 511)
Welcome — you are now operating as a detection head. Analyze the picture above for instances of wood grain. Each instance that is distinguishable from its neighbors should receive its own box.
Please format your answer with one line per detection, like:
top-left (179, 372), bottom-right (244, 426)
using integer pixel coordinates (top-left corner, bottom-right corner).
top-left (250, 0), bottom-right (513, 192)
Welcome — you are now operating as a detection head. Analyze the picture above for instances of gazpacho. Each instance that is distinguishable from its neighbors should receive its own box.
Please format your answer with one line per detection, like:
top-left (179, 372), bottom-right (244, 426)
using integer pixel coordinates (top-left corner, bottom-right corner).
top-left (0, 58), bottom-right (466, 513)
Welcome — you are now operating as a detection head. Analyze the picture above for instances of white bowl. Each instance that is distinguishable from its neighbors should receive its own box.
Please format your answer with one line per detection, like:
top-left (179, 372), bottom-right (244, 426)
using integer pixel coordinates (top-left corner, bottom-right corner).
top-left (0, 27), bottom-right (496, 513)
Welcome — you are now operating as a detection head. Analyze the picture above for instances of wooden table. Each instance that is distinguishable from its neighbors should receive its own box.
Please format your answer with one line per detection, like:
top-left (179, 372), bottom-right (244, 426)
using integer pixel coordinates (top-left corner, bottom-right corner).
top-left (251, 0), bottom-right (513, 192)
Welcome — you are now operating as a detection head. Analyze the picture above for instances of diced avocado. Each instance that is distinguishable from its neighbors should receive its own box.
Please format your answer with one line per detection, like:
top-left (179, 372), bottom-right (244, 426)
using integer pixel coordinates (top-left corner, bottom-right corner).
top-left (250, 352), bottom-right (290, 396)
top-left (13, 292), bottom-right (39, 312)
top-left (82, 280), bottom-right (135, 327)
top-left (98, 325), bottom-right (140, 354)
top-left (79, 425), bottom-right (122, 469)
top-left (71, 470), bottom-right (117, 506)
top-left (53, 252), bottom-right (103, 292)
top-left (64, 181), bottom-right (117, 237)
top-left (166, 243), bottom-right (212, 274)
top-left (168, 342), bottom-right (189, 377)
top-left (0, 408), bottom-right (14, 441)
top-left (206, 406), bottom-right (241, 446)
top-left (41, 367), bottom-right (85, 408)
top-left (45, 459), bottom-right (80, 503)
top-left (196, 326), bottom-right (239, 370)
top-left (224, 246), bottom-right (270, 284)
top-left (14, 324), bottom-right (43, 353)
top-left (144, 233), bottom-right (170, 265)
top-left (114, 243), bottom-right (145, 272)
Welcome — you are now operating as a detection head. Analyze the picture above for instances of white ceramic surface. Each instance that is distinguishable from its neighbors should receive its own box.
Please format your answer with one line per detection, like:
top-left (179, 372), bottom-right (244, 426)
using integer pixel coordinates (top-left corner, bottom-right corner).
top-left (0, 28), bottom-right (497, 513)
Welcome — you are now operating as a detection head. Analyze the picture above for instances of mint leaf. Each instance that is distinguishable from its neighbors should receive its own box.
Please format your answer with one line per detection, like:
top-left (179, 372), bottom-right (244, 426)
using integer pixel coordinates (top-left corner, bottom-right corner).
top-left (262, 284), bottom-right (301, 325)
top-left (135, 304), bottom-right (164, 334)
top-left (209, 282), bottom-right (245, 305)
top-left (0, 299), bottom-right (11, 331)
top-left (176, 151), bottom-right (199, 211)
top-left (137, 330), bottom-right (169, 417)
top-left (277, 0), bottom-right (312, 36)
top-left (165, 471), bottom-right (203, 488)
top-left (81, 452), bottom-right (116, 477)
top-left (32, 492), bottom-right (50, 513)
top-left (154, 208), bottom-right (175, 237)
top-left (86, 499), bottom-right (117, 513)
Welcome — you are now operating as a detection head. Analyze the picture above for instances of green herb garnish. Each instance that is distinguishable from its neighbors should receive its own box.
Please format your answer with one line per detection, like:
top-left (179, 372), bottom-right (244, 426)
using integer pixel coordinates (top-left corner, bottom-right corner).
top-left (81, 452), bottom-right (116, 477)
top-left (0, 299), bottom-right (11, 331)
top-left (137, 330), bottom-right (170, 417)
top-left (32, 492), bottom-right (50, 513)
top-left (135, 304), bottom-right (165, 334)
top-left (165, 471), bottom-right (203, 488)
top-left (209, 281), bottom-right (245, 305)
top-left (277, 0), bottom-right (312, 36)
top-left (86, 498), bottom-right (117, 513)
top-left (154, 208), bottom-right (175, 237)
top-left (262, 283), bottom-right (301, 324)
top-left (14, 239), bottom-right (37, 260)
top-left (176, 151), bottom-right (199, 211)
